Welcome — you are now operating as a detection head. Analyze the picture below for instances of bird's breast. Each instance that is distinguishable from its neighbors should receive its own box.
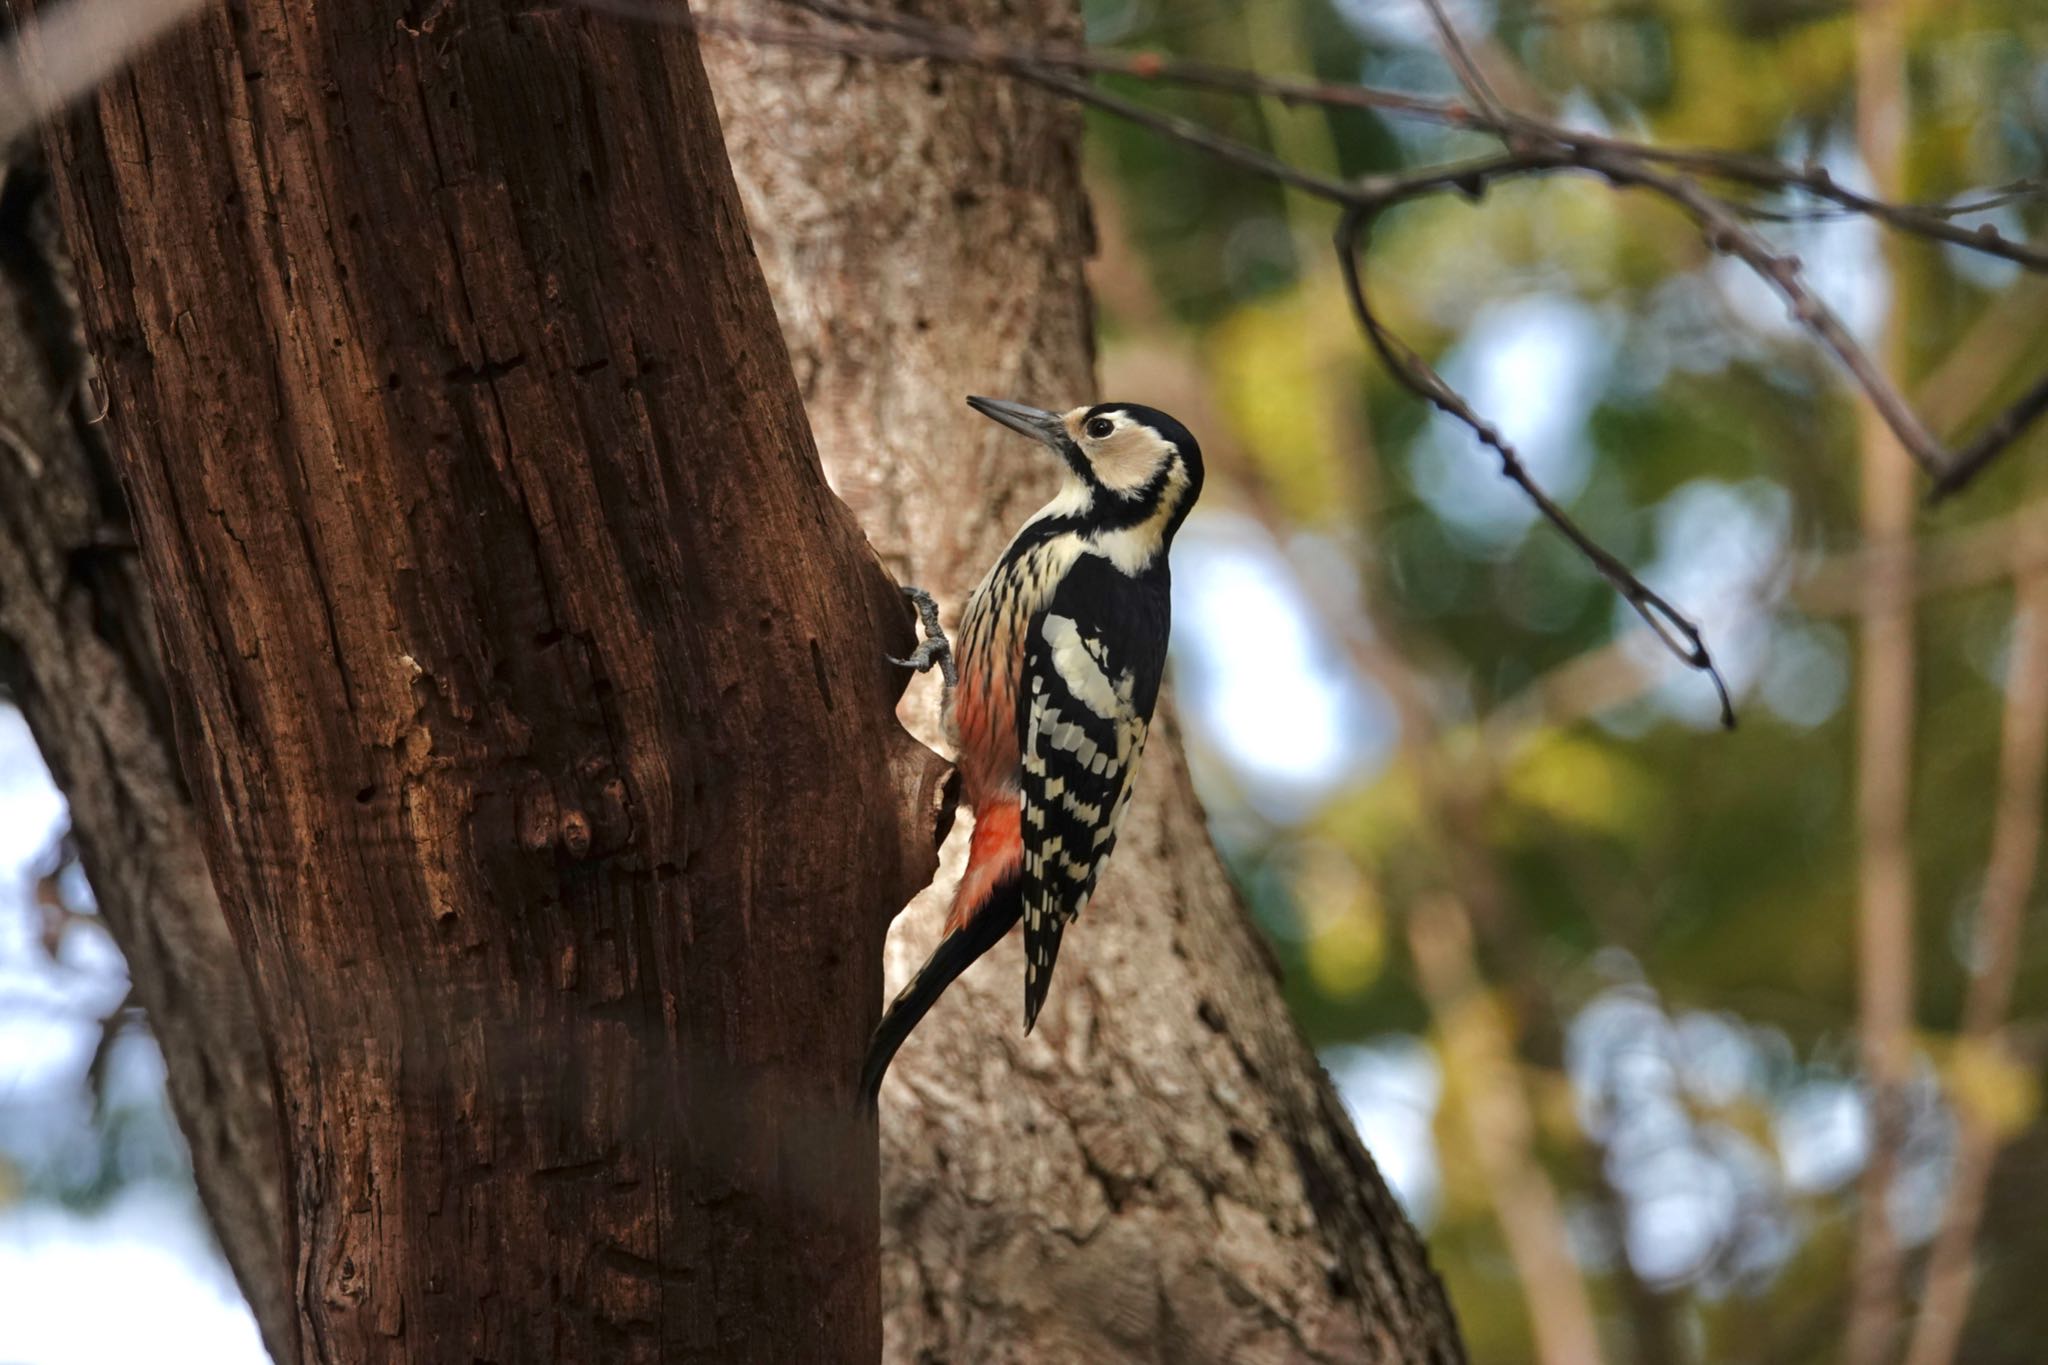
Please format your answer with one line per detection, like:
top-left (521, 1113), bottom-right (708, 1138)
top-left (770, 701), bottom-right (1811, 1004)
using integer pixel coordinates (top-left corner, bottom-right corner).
top-left (948, 535), bottom-right (1084, 805)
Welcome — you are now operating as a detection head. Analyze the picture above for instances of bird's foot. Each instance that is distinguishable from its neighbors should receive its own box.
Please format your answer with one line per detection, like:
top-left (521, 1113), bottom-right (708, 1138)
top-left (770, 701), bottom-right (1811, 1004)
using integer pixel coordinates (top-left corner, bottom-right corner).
top-left (888, 585), bottom-right (958, 689)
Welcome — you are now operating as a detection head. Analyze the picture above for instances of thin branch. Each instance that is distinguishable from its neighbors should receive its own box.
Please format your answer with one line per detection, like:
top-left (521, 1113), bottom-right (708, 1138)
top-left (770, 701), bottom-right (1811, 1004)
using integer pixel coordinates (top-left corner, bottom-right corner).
top-left (85, 988), bottom-right (140, 1119)
top-left (1336, 202), bottom-right (1736, 725)
top-left (1580, 141), bottom-right (2048, 271)
top-left (1931, 373), bottom-right (2048, 501)
top-left (1594, 150), bottom-right (1948, 479)
top-left (1418, 0), bottom-right (1510, 126)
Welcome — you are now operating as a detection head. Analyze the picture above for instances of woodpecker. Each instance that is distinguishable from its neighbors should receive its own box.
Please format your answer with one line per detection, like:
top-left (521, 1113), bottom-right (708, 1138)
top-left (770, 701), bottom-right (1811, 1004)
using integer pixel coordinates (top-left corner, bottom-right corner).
top-left (861, 397), bottom-right (1204, 1105)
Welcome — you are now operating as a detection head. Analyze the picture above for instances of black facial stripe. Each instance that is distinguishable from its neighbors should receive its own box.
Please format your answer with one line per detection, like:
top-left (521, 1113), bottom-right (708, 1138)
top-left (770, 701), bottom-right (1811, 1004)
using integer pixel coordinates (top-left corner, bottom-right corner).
top-left (1087, 453), bottom-right (1180, 526)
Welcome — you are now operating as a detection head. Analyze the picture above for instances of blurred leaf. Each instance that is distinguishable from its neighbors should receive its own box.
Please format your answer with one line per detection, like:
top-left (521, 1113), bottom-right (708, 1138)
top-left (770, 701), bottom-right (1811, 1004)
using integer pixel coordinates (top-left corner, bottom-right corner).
top-left (1941, 1035), bottom-right (2043, 1139)
top-left (1296, 847), bottom-right (1388, 997)
top-left (1206, 279), bottom-right (1357, 521)
top-left (1498, 729), bottom-right (1660, 842)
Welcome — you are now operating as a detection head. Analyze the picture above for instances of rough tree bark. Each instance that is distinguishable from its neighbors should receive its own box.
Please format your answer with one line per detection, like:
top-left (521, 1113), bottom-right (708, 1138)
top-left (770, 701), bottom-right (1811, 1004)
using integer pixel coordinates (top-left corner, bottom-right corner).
top-left (18, 3), bottom-right (946, 1361)
top-left (703, 4), bottom-right (1464, 1360)
top-left (0, 1), bottom-right (1464, 1361)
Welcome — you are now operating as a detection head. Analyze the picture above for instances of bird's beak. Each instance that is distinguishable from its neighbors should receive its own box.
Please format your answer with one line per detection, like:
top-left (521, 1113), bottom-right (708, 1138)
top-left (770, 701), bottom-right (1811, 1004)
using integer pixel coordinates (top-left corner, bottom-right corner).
top-left (967, 396), bottom-right (1066, 448)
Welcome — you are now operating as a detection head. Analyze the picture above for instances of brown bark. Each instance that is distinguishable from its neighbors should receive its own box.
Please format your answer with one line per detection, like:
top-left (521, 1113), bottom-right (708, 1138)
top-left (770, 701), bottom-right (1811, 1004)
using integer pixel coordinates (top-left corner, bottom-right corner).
top-left (703, 5), bottom-right (1464, 1360)
top-left (27, 3), bottom-right (944, 1361)
top-left (0, 147), bottom-right (289, 1357)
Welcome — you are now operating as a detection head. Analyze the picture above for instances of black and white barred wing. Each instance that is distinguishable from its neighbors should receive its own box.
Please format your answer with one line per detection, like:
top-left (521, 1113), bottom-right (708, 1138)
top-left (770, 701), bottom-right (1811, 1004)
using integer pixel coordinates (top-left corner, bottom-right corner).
top-left (1018, 596), bottom-right (1166, 1031)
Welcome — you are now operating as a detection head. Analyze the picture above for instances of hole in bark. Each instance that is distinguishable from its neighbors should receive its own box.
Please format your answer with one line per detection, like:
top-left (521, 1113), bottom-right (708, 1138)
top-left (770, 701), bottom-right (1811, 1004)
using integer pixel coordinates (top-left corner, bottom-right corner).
top-left (1228, 1128), bottom-right (1257, 1162)
top-left (1327, 1267), bottom-right (1355, 1301)
top-left (385, 372), bottom-right (401, 390)
top-left (443, 353), bottom-right (527, 385)
top-left (1196, 999), bottom-right (1226, 1033)
top-left (808, 639), bottom-right (833, 712)
top-left (534, 627), bottom-right (566, 648)
top-left (355, 784), bottom-right (376, 805)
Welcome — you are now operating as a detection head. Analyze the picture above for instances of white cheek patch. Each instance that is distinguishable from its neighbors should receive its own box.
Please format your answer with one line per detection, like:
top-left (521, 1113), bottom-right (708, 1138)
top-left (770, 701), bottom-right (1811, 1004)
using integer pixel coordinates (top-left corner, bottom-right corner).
top-left (1091, 431), bottom-right (1170, 495)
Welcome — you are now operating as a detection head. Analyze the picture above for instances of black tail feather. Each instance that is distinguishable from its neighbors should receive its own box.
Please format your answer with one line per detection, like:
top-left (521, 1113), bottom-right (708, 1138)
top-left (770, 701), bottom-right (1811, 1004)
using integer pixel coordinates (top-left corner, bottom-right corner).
top-left (1021, 902), bottom-right (1066, 1036)
top-left (860, 876), bottom-right (1022, 1108)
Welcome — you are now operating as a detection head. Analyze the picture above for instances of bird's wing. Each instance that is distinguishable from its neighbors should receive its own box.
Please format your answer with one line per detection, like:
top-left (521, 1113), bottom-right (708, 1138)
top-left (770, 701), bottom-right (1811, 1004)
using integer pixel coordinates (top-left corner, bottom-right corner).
top-left (1017, 570), bottom-right (1168, 1031)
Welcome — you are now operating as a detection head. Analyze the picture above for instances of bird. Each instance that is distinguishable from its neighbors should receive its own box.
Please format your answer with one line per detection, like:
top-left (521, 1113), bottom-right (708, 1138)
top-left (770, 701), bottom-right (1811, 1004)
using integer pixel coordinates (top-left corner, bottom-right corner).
top-left (860, 396), bottom-right (1204, 1106)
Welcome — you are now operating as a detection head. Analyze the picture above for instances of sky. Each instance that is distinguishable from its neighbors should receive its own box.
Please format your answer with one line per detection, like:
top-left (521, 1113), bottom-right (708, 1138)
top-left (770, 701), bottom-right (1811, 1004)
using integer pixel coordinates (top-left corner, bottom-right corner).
top-left (0, 711), bottom-right (269, 1364)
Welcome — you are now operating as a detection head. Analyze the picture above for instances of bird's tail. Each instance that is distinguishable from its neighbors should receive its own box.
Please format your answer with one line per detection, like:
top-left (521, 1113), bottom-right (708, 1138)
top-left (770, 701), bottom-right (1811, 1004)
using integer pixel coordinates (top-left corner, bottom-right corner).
top-left (860, 871), bottom-right (1021, 1108)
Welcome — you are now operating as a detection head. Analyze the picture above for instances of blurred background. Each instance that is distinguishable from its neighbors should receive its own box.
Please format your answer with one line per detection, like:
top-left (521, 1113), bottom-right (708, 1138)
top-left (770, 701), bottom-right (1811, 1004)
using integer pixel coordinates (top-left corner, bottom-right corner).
top-left (4, 0), bottom-right (2046, 1361)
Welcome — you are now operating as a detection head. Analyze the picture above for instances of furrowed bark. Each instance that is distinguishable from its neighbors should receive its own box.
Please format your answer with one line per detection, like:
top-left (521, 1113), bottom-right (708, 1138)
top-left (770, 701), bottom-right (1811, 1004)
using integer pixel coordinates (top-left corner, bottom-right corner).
top-left (704, 4), bottom-right (1465, 1359)
top-left (24, 2), bottom-right (939, 1360)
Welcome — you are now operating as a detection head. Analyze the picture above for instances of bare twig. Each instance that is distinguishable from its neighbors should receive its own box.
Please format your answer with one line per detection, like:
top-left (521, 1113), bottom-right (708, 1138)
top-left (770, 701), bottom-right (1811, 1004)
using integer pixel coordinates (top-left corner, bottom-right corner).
top-left (1613, 150), bottom-right (2048, 270)
top-left (85, 988), bottom-right (140, 1118)
top-left (1418, 0), bottom-right (1510, 126)
top-left (1336, 201), bottom-right (1736, 725)
top-left (1931, 374), bottom-right (2048, 501)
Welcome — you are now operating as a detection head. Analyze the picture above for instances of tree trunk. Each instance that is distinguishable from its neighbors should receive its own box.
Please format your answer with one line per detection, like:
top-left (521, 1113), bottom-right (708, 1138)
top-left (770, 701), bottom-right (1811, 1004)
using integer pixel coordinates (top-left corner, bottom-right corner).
top-left (702, 5), bottom-right (1465, 1361)
top-left (22, 3), bottom-right (944, 1361)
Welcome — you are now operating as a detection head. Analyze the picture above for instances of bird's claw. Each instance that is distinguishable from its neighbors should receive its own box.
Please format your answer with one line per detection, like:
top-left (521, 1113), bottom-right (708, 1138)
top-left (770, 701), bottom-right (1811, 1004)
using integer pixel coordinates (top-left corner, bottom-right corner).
top-left (889, 585), bottom-right (958, 689)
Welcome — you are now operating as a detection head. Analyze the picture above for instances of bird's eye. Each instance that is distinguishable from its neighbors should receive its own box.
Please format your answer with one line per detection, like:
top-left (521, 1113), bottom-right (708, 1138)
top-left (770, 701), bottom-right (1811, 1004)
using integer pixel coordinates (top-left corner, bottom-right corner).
top-left (1085, 417), bottom-right (1115, 439)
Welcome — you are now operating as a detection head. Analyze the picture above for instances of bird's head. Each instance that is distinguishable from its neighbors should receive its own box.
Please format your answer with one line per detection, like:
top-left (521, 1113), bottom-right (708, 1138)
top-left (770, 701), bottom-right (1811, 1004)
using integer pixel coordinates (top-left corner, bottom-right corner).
top-left (967, 396), bottom-right (1204, 544)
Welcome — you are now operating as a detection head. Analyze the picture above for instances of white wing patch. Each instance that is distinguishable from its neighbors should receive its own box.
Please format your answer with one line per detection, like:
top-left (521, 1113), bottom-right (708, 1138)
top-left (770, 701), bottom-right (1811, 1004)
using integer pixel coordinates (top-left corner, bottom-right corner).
top-left (1043, 614), bottom-right (1130, 722)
